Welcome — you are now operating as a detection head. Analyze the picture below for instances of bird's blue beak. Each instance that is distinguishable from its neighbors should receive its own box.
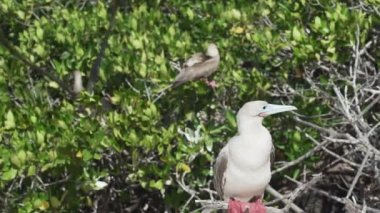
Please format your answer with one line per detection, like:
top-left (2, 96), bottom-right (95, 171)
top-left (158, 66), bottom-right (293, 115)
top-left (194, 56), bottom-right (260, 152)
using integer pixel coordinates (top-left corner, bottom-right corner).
top-left (258, 104), bottom-right (297, 117)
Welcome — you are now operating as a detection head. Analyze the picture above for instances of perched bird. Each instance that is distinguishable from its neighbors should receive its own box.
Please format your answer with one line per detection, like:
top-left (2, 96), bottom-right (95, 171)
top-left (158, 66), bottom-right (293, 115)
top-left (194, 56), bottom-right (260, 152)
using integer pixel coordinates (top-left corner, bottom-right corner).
top-left (153, 43), bottom-right (220, 102)
top-left (214, 101), bottom-right (297, 212)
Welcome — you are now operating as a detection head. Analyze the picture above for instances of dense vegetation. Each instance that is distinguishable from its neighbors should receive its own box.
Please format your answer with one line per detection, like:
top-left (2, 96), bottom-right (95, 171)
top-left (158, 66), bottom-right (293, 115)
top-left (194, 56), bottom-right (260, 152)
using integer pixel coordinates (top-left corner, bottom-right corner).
top-left (0, 0), bottom-right (379, 212)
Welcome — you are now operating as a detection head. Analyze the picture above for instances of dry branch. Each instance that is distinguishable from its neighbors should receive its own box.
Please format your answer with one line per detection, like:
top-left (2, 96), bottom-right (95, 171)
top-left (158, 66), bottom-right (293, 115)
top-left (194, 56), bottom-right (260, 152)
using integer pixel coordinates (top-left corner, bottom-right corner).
top-left (272, 26), bottom-right (380, 211)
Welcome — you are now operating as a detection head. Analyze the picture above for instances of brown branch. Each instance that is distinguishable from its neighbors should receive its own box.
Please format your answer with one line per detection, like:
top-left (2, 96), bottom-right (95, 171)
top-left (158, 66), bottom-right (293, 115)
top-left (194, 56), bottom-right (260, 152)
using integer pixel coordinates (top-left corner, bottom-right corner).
top-left (345, 148), bottom-right (371, 198)
top-left (86, 0), bottom-right (119, 93)
top-left (359, 95), bottom-right (380, 117)
top-left (297, 185), bottom-right (380, 213)
top-left (282, 174), bottom-right (322, 212)
top-left (293, 117), bottom-right (335, 136)
top-left (305, 133), bottom-right (361, 168)
top-left (272, 140), bottom-right (330, 175)
top-left (265, 185), bottom-right (304, 213)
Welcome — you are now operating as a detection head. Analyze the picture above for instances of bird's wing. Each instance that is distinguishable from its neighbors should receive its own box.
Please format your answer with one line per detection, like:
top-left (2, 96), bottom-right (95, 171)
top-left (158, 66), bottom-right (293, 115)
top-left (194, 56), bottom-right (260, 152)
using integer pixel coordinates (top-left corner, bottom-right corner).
top-left (188, 55), bottom-right (220, 77)
top-left (214, 146), bottom-right (228, 199)
top-left (182, 53), bottom-right (209, 68)
top-left (270, 143), bottom-right (275, 167)
top-left (172, 56), bottom-right (220, 87)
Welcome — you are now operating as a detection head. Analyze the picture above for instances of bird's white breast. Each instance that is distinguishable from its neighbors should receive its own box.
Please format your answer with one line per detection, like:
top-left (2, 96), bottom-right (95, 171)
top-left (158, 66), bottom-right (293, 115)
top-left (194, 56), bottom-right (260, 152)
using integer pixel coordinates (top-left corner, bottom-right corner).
top-left (223, 129), bottom-right (273, 201)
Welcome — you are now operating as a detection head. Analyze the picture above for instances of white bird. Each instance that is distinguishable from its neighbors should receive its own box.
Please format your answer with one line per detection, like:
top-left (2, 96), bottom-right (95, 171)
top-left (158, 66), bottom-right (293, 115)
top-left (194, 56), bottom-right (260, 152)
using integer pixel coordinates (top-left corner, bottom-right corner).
top-left (214, 101), bottom-right (297, 212)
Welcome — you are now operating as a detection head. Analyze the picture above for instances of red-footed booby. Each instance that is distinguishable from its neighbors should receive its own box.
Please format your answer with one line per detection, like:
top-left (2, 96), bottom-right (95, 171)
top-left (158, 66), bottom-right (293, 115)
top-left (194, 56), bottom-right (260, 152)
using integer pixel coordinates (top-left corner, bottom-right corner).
top-left (153, 43), bottom-right (219, 103)
top-left (214, 101), bottom-right (297, 212)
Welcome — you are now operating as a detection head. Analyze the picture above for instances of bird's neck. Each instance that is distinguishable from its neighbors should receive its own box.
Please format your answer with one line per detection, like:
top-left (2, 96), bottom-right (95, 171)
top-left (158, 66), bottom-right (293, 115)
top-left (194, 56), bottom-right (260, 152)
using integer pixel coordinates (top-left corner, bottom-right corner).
top-left (237, 117), bottom-right (265, 135)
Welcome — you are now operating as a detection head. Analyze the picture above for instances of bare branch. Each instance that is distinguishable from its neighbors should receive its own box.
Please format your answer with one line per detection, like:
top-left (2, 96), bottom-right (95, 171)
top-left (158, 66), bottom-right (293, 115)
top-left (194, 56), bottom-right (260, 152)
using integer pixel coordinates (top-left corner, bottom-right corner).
top-left (282, 174), bottom-right (322, 212)
top-left (266, 185), bottom-right (304, 213)
top-left (272, 140), bottom-right (330, 175)
top-left (345, 148), bottom-right (371, 198)
top-left (86, 0), bottom-right (119, 93)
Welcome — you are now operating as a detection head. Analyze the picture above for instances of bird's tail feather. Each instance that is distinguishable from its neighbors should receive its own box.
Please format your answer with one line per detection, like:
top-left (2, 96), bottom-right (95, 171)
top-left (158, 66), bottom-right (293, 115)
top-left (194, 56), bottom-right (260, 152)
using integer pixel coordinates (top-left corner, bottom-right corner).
top-left (152, 84), bottom-right (173, 103)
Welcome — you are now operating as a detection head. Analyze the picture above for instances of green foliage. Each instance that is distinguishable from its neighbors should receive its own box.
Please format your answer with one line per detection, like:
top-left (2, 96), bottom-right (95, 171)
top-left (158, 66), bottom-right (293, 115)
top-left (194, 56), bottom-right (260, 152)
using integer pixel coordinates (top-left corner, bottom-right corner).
top-left (0, 0), bottom-right (378, 211)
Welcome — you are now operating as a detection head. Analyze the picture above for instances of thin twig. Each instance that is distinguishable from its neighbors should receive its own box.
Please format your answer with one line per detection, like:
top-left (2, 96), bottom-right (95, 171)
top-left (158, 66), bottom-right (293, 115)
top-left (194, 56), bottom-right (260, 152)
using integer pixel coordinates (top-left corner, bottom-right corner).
top-left (305, 134), bottom-right (361, 168)
top-left (345, 148), bottom-right (371, 198)
top-left (272, 140), bottom-right (330, 175)
top-left (266, 185), bottom-right (304, 213)
top-left (86, 0), bottom-right (118, 93)
top-left (283, 174), bottom-right (322, 212)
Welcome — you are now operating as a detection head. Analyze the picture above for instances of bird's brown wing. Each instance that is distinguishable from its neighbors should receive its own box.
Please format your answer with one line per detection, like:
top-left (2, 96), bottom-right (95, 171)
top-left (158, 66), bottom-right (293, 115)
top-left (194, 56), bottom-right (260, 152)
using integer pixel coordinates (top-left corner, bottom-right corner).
top-left (172, 56), bottom-right (220, 87)
top-left (188, 55), bottom-right (220, 77)
top-left (183, 53), bottom-right (209, 68)
top-left (214, 146), bottom-right (228, 199)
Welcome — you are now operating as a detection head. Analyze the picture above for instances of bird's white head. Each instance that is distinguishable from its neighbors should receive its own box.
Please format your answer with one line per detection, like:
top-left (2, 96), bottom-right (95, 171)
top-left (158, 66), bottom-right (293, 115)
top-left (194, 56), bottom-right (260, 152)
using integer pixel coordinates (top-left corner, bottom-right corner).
top-left (206, 43), bottom-right (219, 57)
top-left (238, 101), bottom-right (297, 118)
top-left (237, 101), bottom-right (297, 133)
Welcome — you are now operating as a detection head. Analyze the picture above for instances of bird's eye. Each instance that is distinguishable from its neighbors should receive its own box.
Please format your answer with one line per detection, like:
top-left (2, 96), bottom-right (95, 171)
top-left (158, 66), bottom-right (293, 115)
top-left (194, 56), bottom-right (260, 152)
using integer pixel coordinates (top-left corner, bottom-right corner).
top-left (263, 106), bottom-right (267, 110)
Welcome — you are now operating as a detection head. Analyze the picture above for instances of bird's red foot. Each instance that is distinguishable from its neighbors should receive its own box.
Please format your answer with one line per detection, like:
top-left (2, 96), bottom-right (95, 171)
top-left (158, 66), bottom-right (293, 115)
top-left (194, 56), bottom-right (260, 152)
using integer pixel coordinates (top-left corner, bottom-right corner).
top-left (206, 80), bottom-right (217, 88)
top-left (202, 78), bottom-right (217, 88)
top-left (228, 198), bottom-right (266, 213)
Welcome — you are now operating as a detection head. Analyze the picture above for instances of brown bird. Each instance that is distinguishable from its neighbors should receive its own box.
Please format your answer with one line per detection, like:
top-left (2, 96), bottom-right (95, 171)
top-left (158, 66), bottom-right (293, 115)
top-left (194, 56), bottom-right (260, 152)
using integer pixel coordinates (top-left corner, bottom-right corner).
top-left (153, 43), bottom-right (220, 102)
top-left (173, 43), bottom-right (220, 87)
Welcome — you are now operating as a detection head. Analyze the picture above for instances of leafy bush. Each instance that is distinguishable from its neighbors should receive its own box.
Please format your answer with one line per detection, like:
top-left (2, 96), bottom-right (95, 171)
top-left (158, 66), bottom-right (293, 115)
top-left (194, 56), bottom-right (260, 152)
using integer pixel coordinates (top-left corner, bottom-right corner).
top-left (0, 0), bottom-right (379, 212)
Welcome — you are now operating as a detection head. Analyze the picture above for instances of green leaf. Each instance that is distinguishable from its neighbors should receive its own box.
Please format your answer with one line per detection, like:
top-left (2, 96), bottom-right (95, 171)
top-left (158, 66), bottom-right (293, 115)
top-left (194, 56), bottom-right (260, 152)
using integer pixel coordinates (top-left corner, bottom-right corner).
top-left (36, 130), bottom-right (45, 144)
top-left (36, 28), bottom-right (44, 40)
top-left (168, 25), bottom-right (175, 37)
top-left (186, 8), bottom-right (194, 20)
top-left (34, 44), bottom-right (45, 56)
top-left (41, 163), bottom-right (53, 172)
top-left (314, 16), bottom-right (322, 28)
top-left (56, 33), bottom-right (65, 42)
top-left (149, 179), bottom-right (163, 190)
top-left (11, 155), bottom-right (21, 167)
top-left (226, 110), bottom-right (237, 128)
top-left (98, 5), bottom-right (107, 19)
top-left (131, 17), bottom-right (138, 30)
top-left (327, 45), bottom-right (336, 54)
top-left (48, 81), bottom-right (59, 89)
top-left (16, 10), bottom-right (25, 19)
top-left (27, 165), bottom-right (36, 176)
top-left (57, 120), bottom-right (68, 129)
top-left (293, 169), bottom-right (300, 179)
top-left (293, 132), bottom-right (301, 142)
top-left (231, 9), bottom-right (242, 19)
top-left (5, 110), bottom-right (15, 129)
top-left (30, 115), bottom-right (37, 123)
top-left (176, 162), bottom-right (191, 173)
top-left (82, 150), bottom-right (93, 162)
top-left (17, 150), bottom-right (27, 164)
top-left (35, 199), bottom-right (50, 210)
top-left (50, 196), bottom-right (61, 208)
top-left (261, 9), bottom-right (270, 16)
top-left (139, 63), bottom-right (147, 77)
top-left (2, 168), bottom-right (17, 181)
top-left (292, 26), bottom-right (302, 41)
top-left (131, 38), bottom-right (143, 49)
